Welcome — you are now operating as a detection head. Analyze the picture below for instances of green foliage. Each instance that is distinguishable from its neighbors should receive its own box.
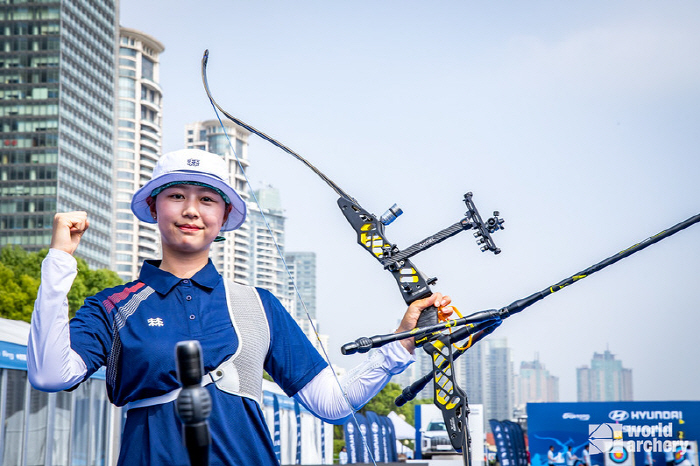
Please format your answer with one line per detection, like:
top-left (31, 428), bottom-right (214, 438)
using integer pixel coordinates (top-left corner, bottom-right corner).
top-left (334, 425), bottom-right (345, 461)
top-left (0, 245), bottom-right (123, 322)
top-left (0, 263), bottom-right (37, 321)
top-left (359, 382), bottom-right (423, 425)
top-left (0, 246), bottom-right (43, 322)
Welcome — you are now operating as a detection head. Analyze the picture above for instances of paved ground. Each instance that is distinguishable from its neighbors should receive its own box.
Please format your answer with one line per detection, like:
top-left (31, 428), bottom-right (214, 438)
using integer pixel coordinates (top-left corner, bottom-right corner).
top-left (407, 454), bottom-right (466, 465)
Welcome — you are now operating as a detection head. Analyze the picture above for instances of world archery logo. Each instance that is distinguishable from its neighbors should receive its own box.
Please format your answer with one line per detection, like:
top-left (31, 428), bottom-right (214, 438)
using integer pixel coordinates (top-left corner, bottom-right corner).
top-left (588, 423), bottom-right (623, 454)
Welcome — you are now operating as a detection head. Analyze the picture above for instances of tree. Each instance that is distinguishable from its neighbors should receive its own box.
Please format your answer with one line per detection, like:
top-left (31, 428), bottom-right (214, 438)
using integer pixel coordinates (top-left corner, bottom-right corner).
top-left (0, 263), bottom-right (37, 321)
top-left (0, 245), bottom-right (123, 322)
top-left (0, 246), bottom-right (43, 322)
top-left (360, 382), bottom-right (425, 425)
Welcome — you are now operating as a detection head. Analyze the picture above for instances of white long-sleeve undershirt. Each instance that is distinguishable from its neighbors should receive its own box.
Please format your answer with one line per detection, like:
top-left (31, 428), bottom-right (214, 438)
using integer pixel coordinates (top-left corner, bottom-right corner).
top-left (27, 249), bottom-right (415, 420)
top-left (295, 339), bottom-right (413, 423)
top-left (27, 249), bottom-right (87, 391)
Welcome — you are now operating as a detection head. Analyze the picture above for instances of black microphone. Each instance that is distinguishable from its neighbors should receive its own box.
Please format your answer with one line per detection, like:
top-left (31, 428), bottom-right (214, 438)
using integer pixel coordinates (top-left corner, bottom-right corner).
top-left (175, 340), bottom-right (212, 466)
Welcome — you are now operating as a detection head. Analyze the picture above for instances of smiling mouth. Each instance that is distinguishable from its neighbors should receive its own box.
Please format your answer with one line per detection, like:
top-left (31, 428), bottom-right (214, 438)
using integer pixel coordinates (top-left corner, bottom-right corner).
top-left (177, 224), bottom-right (203, 232)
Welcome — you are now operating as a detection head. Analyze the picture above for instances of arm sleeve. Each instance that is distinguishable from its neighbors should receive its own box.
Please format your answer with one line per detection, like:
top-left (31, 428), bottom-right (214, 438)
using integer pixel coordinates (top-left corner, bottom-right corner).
top-left (294, 339), bottom-right (414, 424)
top-left (27, 249), bottom-right (88, 392)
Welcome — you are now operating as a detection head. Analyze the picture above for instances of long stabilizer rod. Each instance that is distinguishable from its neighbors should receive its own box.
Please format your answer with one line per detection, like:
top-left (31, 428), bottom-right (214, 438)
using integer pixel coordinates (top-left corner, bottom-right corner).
top-left (499, 211), bottom-right (700, 318)
top-left (342, 211), bottom-right (700, 354)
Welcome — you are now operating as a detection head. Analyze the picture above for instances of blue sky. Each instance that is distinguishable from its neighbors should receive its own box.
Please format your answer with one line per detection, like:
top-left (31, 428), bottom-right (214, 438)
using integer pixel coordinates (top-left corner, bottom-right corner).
top-left (120, 1), bottom-right (700, 402)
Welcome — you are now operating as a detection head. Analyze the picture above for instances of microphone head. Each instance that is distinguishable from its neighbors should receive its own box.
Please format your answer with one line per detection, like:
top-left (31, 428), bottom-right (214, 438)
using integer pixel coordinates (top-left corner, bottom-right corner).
top-left (175, 340), bottom-right (204, 387)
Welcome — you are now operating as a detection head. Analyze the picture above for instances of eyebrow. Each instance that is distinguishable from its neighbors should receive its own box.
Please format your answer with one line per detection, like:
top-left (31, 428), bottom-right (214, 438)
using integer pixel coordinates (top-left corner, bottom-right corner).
top-left (154, 183), bottom-right (229, 203)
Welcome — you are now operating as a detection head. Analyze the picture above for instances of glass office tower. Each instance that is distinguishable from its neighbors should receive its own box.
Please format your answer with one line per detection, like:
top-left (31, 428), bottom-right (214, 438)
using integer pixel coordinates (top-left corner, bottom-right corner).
top-left (0, 0), bottom-right (117, 269)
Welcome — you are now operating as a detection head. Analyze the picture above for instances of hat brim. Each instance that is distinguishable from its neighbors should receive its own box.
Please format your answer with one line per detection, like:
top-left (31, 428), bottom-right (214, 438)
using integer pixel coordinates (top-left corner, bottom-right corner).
top-left (131, 171), bottom-right (246, 231)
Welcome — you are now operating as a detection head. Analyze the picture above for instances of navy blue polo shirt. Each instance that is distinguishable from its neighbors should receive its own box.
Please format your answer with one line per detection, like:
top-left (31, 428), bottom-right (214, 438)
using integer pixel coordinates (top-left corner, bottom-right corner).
top-left (69, 260), bottom-right (327, 466)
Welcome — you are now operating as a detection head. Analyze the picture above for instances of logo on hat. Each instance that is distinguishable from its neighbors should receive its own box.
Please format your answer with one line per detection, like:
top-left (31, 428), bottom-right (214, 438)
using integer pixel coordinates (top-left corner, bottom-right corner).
top-left (187, 158), bottom-right (200, 167)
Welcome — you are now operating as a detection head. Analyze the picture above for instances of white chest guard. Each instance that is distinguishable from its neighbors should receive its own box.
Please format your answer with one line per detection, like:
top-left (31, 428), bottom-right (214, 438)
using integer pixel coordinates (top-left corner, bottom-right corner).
top-left (125, 280), bottom-right (270, 411)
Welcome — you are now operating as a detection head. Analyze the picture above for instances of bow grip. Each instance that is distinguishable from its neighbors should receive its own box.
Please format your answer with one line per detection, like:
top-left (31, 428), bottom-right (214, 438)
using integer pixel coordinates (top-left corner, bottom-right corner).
top-left (416, 303), bottom-right (439, 328)
top-left (414, 304), bottom-right (441, 346)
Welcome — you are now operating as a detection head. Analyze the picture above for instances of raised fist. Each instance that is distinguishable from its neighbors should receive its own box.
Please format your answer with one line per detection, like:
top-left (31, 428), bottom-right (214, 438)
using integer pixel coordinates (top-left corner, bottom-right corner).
top-left (50, 211), bottom-right (89, 255)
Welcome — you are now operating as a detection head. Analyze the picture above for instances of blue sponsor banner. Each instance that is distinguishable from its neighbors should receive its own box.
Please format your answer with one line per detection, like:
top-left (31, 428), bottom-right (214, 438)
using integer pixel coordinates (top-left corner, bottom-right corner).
top-left (416, 404), bottom-right (424, 459)
top-left (263, 391), bottom-right (311, 412)
top-left (0, 341), bottom-right (27, 370)
top-left (365, 411), bottom-right (384, 462)
top-left (0, 341), bottom-right (106, 378)
top-left (515, 422), bottom-right (530, 466)
top-left (342, 412), bottom-right (398, 463)
top-left (355, 413), bottom-right (371, 463)
top-left (380, 414), bottom-right (398, 462)
top-left (492, 419), bottom-right (518, 466)
top-left (502, 420), bottom-right (518, 466)
top-left (294, 399), bottom-right (302, 464)
top-left (504, 420), bottom-right (528, 466)
top-left (273, 395), bottom-right (281, 462)
top-left (344, 418), bottom-right (359, 464)
top-left (528, 402), bottom-right (700, 466)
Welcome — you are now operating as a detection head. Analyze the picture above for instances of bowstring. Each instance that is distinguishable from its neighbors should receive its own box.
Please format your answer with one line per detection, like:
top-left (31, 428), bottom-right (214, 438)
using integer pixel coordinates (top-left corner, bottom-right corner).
top-left (203, 53), bottom-right (379, 466)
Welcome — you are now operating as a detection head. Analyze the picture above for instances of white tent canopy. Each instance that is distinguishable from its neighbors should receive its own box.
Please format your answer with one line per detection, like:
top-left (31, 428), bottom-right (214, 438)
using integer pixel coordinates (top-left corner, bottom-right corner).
top-left (0, 317), bottom-right (30, 345)
top-left (388, 410), bottom-right (415, 440)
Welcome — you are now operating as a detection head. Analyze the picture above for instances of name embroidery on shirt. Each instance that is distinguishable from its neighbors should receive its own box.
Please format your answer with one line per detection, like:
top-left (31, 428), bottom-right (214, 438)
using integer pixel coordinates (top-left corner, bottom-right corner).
top-left (147, 317), bottom-right (164, 327)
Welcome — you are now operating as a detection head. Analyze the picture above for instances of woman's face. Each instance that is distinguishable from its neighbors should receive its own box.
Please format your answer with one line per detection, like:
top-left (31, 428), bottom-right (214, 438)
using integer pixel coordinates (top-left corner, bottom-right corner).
top-left (152, 184), bottom-right (228, 255)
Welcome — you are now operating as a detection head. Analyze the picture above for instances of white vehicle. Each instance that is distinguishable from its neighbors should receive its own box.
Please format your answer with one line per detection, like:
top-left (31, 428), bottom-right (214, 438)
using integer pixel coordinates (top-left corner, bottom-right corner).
top-left (421, 419), bottom-right (454, 459)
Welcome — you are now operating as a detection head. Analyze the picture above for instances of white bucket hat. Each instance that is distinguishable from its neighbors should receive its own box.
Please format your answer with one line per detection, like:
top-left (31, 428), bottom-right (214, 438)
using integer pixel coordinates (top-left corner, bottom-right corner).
top-left (131, 149), bottom-right (246, 231)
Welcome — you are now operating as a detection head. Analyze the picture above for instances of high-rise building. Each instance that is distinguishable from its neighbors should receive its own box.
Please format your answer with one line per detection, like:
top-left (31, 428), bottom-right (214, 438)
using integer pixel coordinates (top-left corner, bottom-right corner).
top-left (285, 251), bottom-right (321, 344)
top-left (460, 340), bottom-right (489, 409)
top-left (184, 119), bottom-right (251, 283)
top-left (486, 337), bottom-right (514, 423)
top-left (0, 0), bottom-right (118, 268)
top-left (513, 355), bottom-right (559, 409)
top-left (247, 185), bottom-right (293, 311)
top-left (285, 251), bottom-right (316, 321)
top-left (577, 349), bottom-right (633, 402)
top-left (114, 27), bottom-right (164, 281)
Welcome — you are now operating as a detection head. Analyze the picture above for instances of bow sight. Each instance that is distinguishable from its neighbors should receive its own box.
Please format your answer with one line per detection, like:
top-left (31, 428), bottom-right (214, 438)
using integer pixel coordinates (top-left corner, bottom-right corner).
top-left (338, 192), bottom-right (504, 330)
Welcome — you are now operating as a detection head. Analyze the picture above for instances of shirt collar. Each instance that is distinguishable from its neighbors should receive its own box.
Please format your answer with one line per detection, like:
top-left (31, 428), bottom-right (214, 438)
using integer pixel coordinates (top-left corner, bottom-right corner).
top-left (139, 259), bottom-right (221, 295)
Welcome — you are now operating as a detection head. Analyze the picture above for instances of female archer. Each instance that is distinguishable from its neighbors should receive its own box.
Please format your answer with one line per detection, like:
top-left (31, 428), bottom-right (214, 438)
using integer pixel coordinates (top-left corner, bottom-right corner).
top-left (27, 148), bottom-right (453, 465)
